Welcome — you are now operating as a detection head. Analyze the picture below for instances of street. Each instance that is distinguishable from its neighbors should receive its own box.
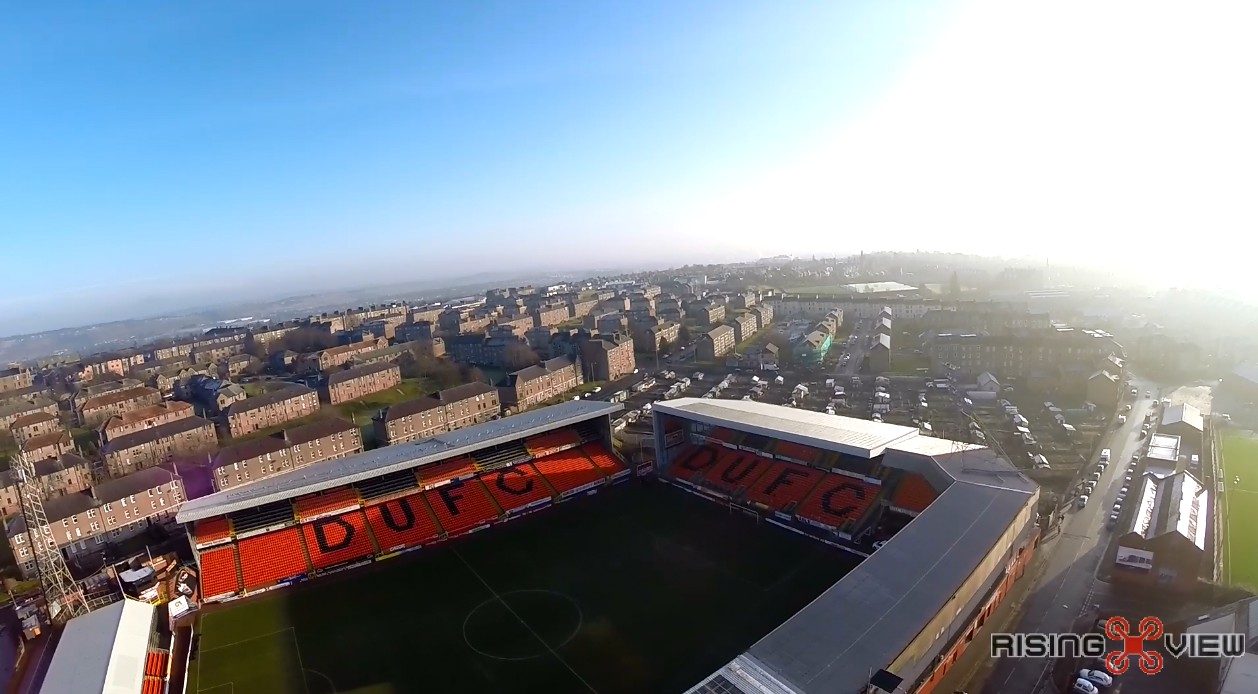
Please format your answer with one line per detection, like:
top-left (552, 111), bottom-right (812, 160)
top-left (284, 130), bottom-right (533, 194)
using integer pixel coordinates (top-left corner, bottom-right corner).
top-left (980, 377), bottom-right (1165, 694)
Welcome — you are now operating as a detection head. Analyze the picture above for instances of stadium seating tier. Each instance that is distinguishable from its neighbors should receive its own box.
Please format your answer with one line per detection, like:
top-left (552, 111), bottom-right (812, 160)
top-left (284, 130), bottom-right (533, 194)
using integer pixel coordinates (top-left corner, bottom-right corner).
top-left (530, 449), bottom-right (604, 493)
top-left (702, 448), bottom-right (773, 494)
top-left (744, 460), bottom-right (825, 510)
top-left (301, 509), bottom-right (377, 570)
top-left (198, 545), bottom-right (242, 599)
top-left (193, 518), bottom-right (232, 546)
top-left (774, 440), bottom-right (821, 465)
top-left (523, 428), bottom-right (581, 458)
top-left (580, 442), bottom-right (626, 472)
top-left (796, 475), bottom-right (880, 530)
top-left (365, 493), bottom-right (441, 551)
top-left (237, 527), bottom-right (311, 590)
top-left (892, 473), bottom-right (938, 513)
top-left (418, 457), bottom-right (479, 488)
top-left (481, 463), bottom-right (554, 512)
top-left (423, 478), bottom-right (500, 535)
top-left (294, 487), bottom-right (361, 520)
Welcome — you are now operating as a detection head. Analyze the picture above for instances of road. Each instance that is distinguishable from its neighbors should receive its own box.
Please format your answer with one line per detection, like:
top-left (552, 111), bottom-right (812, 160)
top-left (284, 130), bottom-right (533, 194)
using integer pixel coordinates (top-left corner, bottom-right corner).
top-left (834, 318), bottom-right (872, 377)
top-left (980, 377), bottom-right (1161, 694)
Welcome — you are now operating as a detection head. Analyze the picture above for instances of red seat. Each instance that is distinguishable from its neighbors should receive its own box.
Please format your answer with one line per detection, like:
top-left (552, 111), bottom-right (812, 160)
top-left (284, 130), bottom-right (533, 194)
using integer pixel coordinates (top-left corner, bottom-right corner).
top-left (237, 527), bottom-right (311, 590)
top-left (892, 474), bottom-right (937, 513)
top-left (293, 487), bottom-right (360, 521)
top-left (531, 449), bottom-right (604, 494)
top-left (774, 440), bottom-right (820, 465)
top-left (417, 456), bottom-right (479, 489)
top-left (198, 545), bottom-right (241, 600)
top-left (744, 461), bottom-right (824, 511)
top-left (301, 508), bottom-right (375, 569)
top-left (579, 442), bottom-right (625, 472)
top-left (193, 518), bottom-right (232, 548)
top-left (365, 492), bottom-right (441, 552)
top-left (145, 650), bottom-right (168, 676)
top-left (670, 445), bottom-right (720, 481)
top-left (423, 477), bottom-right (500, 536)
top-left (702, 449), bottom-right (772, 494)
top-left (481, 463), bottom-right (553, 512)
top-left (796, 474), bottom-right (880, 530)
top-left (523, 428), bottom-right (580, 458)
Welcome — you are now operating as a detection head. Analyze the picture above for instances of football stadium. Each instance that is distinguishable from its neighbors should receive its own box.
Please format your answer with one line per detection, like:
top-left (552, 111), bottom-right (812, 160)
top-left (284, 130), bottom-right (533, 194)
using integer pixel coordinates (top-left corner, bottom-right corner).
top-left (173, 397), bottom-right (1040, 694)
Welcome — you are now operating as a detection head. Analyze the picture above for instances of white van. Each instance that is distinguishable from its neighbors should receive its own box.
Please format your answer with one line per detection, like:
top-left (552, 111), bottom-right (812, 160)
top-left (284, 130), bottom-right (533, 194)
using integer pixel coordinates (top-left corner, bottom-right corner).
top-left (1190, 454), bottom-right (1200, 468)
top-left (1100, 449), bottom-right (1111, 463)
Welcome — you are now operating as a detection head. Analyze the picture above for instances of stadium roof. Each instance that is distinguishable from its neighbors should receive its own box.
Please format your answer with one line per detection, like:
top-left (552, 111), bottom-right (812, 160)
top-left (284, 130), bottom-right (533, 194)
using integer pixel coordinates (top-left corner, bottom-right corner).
top-left (1128, 470), bottom-right (1209, 550)
top-left (653, 399), bottom-right (919, 458)
top-left (177, 399), bottom-right (621, 522)
top-left (39, 599), bottom-right (155, 694)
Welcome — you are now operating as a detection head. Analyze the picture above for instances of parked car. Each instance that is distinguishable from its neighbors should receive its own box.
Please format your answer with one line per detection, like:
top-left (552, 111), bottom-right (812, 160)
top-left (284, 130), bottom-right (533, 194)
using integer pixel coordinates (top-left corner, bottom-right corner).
top-left (1071, 677), bottom-right (1099, 694)
top-left (1078, 669), bottom-right (1114, 688)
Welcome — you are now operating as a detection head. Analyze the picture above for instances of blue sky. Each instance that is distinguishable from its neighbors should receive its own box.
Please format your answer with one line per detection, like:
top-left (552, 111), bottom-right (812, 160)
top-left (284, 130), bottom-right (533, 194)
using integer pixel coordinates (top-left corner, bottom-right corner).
top-left (4, 0), bottom-right (1256, 334)
top-left (0, 1), bottom-right (959, 332)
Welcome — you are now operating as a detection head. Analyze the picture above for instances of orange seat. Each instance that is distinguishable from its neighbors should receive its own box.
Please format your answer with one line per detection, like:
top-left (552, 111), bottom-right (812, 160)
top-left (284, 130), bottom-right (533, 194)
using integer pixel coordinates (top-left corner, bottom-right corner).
top-left (481, 463), bottom-right (552, 512)
top-left (365, 492), bottom-right (441, 552)
top-left (193, 518), bottom-right (232, 547)
top-left (523, 428), bottom-right (580, 458)
top-left (293, 487), bottom-right (360, 520)
top-left (670, 446), bottom-right (720, 481)
top-left (531, 449), bottom-right (604, 494)
top-left (744, 461), bottom-right (824, 511)
top-left (198, 545), bottom-right (241, 600)
top-left (702, 449), bottom-right (772, 494)
top-left (417, 456), bottom-right (479, 489)
top-left (301, 509), bottom-right (375, 570)
top-left (796, 474), bottom-right (880, 530)
top-left (892, 473), bottom-right (937, 513)
top-left (237, 527), bottom-right (311, 590)
top-left (423, 477), bottom-right (499, 536)
top-left (579, 442), bottom-right (625, 472)
top-left (774, 440), bottom-right (820, 465)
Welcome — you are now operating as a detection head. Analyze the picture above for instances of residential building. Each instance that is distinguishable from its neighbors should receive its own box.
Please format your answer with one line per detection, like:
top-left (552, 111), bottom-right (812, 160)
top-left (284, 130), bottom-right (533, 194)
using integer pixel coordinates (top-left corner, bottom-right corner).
top-left (150, 364), bottom-right (211, 398)
top-left (408, 304), bottom-right (444, 325)
top-left (129, 356), bottom-right (191, 379)
top-left (373, 382), bottom-right (501, 446)
top-left (925, 330), bottom-right (1122, 382)
top-left (445, 332), bottom-right (529, 368)
top-left (19, 431), bottom-right (73, 464)
top-left (498, 357), bottom-right (582, 411)
top-left (730, 292), bottom-right (756, 310)
top-left (99, 401), bottom-right (194, 444)
top-left (0, 367), bottom-right (34, 393)
top-left (362, 316), bottom-right (407, 340)
top-left (223, 385), bottom-right (320, 438)
top-left (6, 466), bottom-right (185, 578)
top-left (78, 386), bottom-right (162, 427)
top-left (749, 304), bottom-right (774, 332)
top-left (496, 315), bottom-right (534, 336)
top-left (10, 411), bottom-right (61, 445)
top-left (579, 334), bottom-right (636, 382)
top-left (0, 384), bottom-right (52, 409)
top-left (320, 362), bottom-right (402, 405)
top-left (190, 342), bottom-right (244, 364)
top-left (868, 334), bottom-right (892, 372)
top-left (920, 308), bottom-right (1052, 335)
top-left (0, 397), bottom-right (59, 432)
top-left (184, 375), bottom-right (247, 414)
top-left (244, 322), bottom-right (302, 351)
top-left (219, 354), bottom-right (260, 379)
top-left (32, 453), bottom-right (93, 499)
top-left (698, 303), bottom-right (726, 326)
top-left (696, 326), bottom-right (736, 362)
top-left (297, 339), bottom-right (386, 375)
top-left (531, 304), bottom-right (570, 328)
top-left (1086, 371), bottom-right (1121, 409)
top-left (395, 323), bottom-right (436, 343)
top-left (875, 317), bottom-right (893, 337)
top-left (633, 321), bottom-right (681, 352)
top-left (81, 352), bottom-right (147, 380)
top-left (568, 298), bottom-right (598, 318)
top-left (731, 314), bottom-right (757, 344)
top-left (103, 416), bottom-right (217, 477)
top-left (211, 418), bottom-right (362, 491)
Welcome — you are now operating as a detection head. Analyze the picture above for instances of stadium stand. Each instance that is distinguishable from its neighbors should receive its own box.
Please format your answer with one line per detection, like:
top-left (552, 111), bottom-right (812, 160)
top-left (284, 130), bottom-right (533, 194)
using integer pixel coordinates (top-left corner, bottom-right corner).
top-left (293, 487), bottom-right (361, 521)
top-left (773, 440), bottom-right (821, 465)
top-left (423, 477), bottom-right (501, 536)
top-left (470, 439), bottom-right (532, 472)
top-left (709, 427), bottom-right (740, 444)
top-left (523, 427), bottom-right (581, 458)
top-left (143, 676), bottom-right (164, 694)
top-left (480, 463), bottom-right (555, 512)
top-left (892, 473), bottom-right (937, 514)
top-left (146, 650), bottom-right (168, 677)
top-left (365, 492), bottom-right (442, 552)
top-left (193, 518), bottom-right (232, 548)
top-left (669, 445), bottom-right (717, 481)
top-left (580, 441), bottom-right (626, 474)
top-left (701, 449), bottom-right (773, 495)
top-left (301, 508), bottom-right (376, 569)
top-left (237, 526), bottom-right (311, 590)
top-left (230, 501), bottom-right (297, 534)
top-left (198, 545), bottom-right (242, 599)
top-left (358, 469), bottom-right (422, 502)
top-left (744, 460), bottom-right (825, 511)
top-left (530, 448), bottom-right (606, 495)
top-left (794, 475), bottom-right (880, 532)
top-left (417, 456), bottom-right (479, 489)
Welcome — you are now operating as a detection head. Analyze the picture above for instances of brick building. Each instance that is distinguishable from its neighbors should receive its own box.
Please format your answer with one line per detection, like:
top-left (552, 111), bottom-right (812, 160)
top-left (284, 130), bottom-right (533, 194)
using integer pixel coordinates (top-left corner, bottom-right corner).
top-left (698, 303), bottom-right (726, 326)
top-left (211, 418), bottom-right (362, 491)
top-left (0, 454), bottom-right (94, 521)
top-left (731, 314), bottom-right (757, 344)
top-left (696, 325), bottom-right (736, 362)
top-left (19, 431), bottom-right (74, 464)
top-left (0, 367), bottom-right (33, 393)
top-left (103, 416), bottom-right (218, 477)
top-left (244, 321), bottom-right (302, 351)
top-left (372, 382), bottom-right (501, 445)
top-left (499, 356), bottom-right (582, 411)
top-left (580, 334), bottom-right (636, 381)
top-left (223, 385), bottom-right (321, 438)
top-left (320, 362), bottom-right (402, 405)
top-left (78, 386), bottom-right (163, 427)
top-left (531, 305), bottom-right (570, 328)
top-left (925, 330), bottom-right (1123, 381)
top-left (99, 400), bottom-right (195, 444)
top-left (6, 466), bottom-right (185, 578)
top-left (220, 354), bottom-right (260, 379)
top-left (297, 339), bottom-right (386, 375)
top-left (9, 411), bottom-right (61, 445)
top-left (0, 397), bottom-right (59, 432)
top-left (633, 321), bottom-right (681, 352)
top-left (749, 304), bottom-right (774, 331)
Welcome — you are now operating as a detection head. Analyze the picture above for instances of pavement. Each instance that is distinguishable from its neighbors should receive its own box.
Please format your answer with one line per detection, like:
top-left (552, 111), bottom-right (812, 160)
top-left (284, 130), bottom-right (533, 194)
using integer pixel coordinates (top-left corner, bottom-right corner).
top-left (975, 377), bottom-right (1163, 694)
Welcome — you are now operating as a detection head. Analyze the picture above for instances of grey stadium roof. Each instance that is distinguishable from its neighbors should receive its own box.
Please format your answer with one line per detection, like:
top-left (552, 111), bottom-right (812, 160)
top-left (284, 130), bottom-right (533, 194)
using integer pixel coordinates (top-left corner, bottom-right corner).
top-left (177, 399), bottom-right (621, 523)
top-left (664, 398), bottom-right (1036, 694)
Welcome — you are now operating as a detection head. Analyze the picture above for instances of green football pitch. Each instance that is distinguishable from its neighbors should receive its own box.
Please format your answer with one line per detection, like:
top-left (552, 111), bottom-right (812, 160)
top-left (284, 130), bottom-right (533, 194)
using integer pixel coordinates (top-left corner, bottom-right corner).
top-left (1222, 431), bottom-right (1258, 590)
top-left (185, 483), bottom-right (859, 694)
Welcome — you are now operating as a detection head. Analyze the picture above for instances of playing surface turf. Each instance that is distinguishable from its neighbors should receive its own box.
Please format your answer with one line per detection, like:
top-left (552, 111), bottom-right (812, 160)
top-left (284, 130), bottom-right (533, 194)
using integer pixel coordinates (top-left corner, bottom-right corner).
top-left (1222, 431), bottom-right (1258, 589)
top-left (186, 482), bottom-right (860, 694)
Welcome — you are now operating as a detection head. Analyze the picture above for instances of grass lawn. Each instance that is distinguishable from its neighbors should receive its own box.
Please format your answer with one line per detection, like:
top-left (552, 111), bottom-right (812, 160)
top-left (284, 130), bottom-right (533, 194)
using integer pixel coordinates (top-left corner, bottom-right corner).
top-left (334, 378), bottom-right (436, 423)
top-left (1222, 431), bottom-right (1258, 589)
top-left (185, 485), bottom-right (856, 694)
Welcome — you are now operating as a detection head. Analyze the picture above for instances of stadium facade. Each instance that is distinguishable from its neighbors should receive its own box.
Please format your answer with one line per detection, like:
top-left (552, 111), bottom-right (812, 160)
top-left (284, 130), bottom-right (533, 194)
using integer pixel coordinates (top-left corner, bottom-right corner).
top-left (652, 398), bottom-right (1039, 694)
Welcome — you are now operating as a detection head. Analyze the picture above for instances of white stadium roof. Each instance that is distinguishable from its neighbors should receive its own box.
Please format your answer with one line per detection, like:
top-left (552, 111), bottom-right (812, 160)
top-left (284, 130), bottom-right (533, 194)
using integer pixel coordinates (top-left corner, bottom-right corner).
top-left (177, 399), bottom-right (621, 523)
top-left (40, 599), bottom-right (155, 694)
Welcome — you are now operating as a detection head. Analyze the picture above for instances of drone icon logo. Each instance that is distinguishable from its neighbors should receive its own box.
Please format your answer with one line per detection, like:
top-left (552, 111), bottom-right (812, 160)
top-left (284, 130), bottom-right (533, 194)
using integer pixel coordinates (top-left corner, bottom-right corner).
top-left (1104, 616), bottom-right (1165, 675)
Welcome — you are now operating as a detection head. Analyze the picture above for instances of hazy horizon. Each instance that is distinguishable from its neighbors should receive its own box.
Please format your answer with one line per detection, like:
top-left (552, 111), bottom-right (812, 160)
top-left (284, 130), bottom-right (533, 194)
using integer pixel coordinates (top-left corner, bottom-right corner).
top-left (4, 0), bottom-right (1255, 334)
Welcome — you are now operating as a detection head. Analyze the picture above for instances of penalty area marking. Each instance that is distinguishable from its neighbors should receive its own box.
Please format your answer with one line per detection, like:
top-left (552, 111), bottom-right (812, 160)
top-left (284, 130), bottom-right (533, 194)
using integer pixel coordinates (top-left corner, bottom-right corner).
top-left (461, 589), bottom-right (585, 662)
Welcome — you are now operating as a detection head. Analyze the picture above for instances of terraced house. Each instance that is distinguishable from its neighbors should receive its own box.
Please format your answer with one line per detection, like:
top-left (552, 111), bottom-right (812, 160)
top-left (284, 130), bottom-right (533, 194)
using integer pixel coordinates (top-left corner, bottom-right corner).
top-left (0, 453), bottom-right (93, 518)
top-left (211, 418), bottom-right (362, 491)
top-left (78, 385), bottom-right (163, 427)
top-left (499, 356), bottom-right (582, 411)
top-left (99, 401), bottom-right (195, 444)
top-left (0, 397), bottom-right (59, 432)
top-left (296, 339), bottom-right (386, 375)
top-left (0, 367), bottom-right (33, 393)
top-left (19, 431), bottom-right (74, 464)
top-left (320, 362), bottom-right (402, 405)
top-left (223, 385), bottom-right (320, 438)
top-left (103, 416), bottom-right (218, 477)
top-left (9, 411), bottom-right (61, 445)
top-left (372, 382), bottom-right (503, 446)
